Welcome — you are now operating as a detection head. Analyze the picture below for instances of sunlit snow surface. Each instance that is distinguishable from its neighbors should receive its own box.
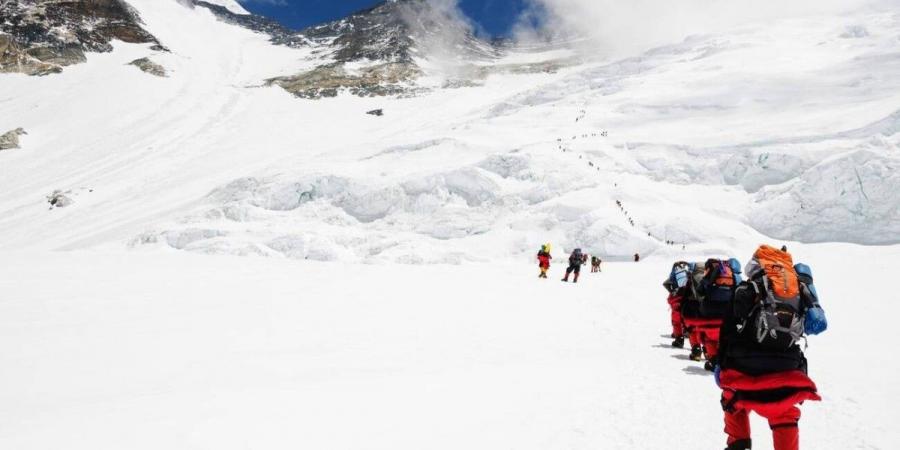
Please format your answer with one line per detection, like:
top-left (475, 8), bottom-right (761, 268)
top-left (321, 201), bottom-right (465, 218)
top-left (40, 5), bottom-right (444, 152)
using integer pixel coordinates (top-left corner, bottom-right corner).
top-left (1, 246), bottom-right (898, 449)
top-left (1, 1), bottom-right (899, 448)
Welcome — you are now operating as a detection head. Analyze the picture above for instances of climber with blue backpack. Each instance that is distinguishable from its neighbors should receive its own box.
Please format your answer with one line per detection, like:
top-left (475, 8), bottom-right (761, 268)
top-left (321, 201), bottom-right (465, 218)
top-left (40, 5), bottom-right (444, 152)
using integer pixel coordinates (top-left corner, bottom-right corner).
top-left (713, 245), bottom-right (828, 450)
top-left (690, 257), bottom-right (743, 370)
top-left (663, 261), bottom-right (692, 348)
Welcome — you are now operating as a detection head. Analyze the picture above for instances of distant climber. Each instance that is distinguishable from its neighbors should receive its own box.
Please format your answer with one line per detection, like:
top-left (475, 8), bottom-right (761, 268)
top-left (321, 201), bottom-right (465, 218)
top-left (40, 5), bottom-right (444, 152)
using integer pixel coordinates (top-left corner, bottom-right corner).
top-left (634, 253), bottom-right (640, 262)
top-left (562, 248), bottom-right (584, 283)
top-left (591, 256), bottom-right (602, 273)
top-left (537, 244), bottom-right (552, 279)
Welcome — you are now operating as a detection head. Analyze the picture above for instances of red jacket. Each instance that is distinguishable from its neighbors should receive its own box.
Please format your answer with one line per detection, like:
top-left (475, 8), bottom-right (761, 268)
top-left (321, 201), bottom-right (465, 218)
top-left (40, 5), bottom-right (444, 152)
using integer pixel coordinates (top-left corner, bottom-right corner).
top-left (537, 252), bottom-right (551, 268)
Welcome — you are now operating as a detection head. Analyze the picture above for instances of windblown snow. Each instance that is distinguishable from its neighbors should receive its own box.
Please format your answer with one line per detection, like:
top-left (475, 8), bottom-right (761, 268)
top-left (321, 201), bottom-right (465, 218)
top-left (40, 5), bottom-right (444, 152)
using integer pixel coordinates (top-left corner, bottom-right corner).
top-left (0, 1), bottom-right (898, 449)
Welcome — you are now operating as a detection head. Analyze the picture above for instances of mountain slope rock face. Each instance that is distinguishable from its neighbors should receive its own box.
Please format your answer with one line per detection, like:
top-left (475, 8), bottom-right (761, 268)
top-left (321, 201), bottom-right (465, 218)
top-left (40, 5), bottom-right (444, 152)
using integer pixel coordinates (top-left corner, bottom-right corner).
top-left (266, 0), bottom-right (499, 98)
top-left (0, 0), bottom-right (161, 75)
top-left (297, 0), bottom-right (496, 64)
top-left (191, 0), bottom-right (523, 98)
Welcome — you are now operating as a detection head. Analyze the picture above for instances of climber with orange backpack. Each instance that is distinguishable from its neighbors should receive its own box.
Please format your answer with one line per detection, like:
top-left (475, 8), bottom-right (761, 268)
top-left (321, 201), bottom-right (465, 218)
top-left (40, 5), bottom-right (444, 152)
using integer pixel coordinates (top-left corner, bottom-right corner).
top-left (714, 245), bottom-right (828, 450)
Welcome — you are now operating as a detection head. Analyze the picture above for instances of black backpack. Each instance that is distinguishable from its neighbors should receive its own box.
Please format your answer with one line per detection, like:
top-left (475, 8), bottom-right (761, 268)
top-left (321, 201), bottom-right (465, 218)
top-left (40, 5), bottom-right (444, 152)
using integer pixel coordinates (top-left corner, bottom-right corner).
top-left (570, 249), bottom-right (582, 264)
top-left (736, 277), bottom-right (806, 351)
top-left (703, 259), bottom-right (739, 304)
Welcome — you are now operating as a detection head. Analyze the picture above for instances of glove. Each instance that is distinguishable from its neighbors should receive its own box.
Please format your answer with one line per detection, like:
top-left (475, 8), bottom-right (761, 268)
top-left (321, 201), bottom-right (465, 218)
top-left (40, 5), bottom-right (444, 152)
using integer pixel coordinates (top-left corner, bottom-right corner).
top-left (805, 306), bottom-right (828, 335)
top-left (714, 365), bottom-right (722, 388)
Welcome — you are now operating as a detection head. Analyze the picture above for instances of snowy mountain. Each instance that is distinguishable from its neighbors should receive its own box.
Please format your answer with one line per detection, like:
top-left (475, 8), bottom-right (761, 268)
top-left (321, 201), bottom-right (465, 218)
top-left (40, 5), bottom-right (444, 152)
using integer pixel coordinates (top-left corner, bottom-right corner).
top-left (2, 1), bottom-right (900, 449)
top-left (272, 0), bottom-right (502, 98)
top-left (186, 0), bottom-right (513, 98)
top-left (1, 0), bottom-right (898, 260)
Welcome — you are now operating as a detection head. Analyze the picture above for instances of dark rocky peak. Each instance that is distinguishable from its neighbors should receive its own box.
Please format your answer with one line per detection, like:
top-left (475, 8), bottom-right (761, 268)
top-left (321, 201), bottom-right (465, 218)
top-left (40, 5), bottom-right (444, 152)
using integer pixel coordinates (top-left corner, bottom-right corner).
top-left (300, 0), bottom-right (497, 64)
top-left (189, 0), bottom-right (497, 65)
top-left (0, 0), bottom-right (161, 75)
top-left (264, 1), bottom-right (510, 99)
top-left (300, 0), bottom-right (416, 63)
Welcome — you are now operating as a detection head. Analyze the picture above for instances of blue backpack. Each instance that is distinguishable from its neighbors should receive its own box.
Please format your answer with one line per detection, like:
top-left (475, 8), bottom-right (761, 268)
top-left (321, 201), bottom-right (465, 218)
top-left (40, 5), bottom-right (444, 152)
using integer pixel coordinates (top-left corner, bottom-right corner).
top-left (729, 258), bottom-right (743, 283)
top-left (795, 263), bottom-right (828, 335)
top-left (669, 261), bottom-right (692, 289)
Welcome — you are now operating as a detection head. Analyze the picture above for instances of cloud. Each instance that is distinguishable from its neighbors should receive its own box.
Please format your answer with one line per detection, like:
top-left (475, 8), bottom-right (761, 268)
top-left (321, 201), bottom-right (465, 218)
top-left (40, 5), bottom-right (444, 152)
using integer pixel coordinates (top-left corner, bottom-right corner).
top-left (398, 0), bottom-right (486, 78)
top-left (514, 0), bottom-right (888, 57)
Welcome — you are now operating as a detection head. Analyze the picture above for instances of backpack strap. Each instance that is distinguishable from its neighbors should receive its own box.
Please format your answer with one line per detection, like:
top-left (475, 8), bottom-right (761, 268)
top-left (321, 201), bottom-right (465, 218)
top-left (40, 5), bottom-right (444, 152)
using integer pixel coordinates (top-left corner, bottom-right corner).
top-left (721, 390), bottom-right (740, 412)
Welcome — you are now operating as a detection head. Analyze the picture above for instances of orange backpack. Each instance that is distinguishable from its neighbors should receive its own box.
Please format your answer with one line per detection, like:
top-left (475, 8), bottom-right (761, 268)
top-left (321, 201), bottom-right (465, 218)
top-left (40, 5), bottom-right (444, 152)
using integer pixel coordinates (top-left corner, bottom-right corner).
top-left (746, 245), bottom-right (805, 349)
top-left (710, 259), bottom-right (735, 287)
top-left (753, 245), bottom-right (800, 301)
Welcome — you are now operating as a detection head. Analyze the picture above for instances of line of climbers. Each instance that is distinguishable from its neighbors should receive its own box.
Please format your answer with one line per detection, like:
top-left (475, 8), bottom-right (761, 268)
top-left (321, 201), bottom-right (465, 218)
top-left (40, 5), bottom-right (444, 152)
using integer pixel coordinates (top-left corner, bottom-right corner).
top-left (662, 245), bottom-right (828, 450)
top-left (536, 244), bottom-right (644, 283)
top-left (554, 138), bottom-right (665, 244)
top-left (554, 120), bottom-right (677, 249)
top-left (537, 244), bottom-right (595, 282)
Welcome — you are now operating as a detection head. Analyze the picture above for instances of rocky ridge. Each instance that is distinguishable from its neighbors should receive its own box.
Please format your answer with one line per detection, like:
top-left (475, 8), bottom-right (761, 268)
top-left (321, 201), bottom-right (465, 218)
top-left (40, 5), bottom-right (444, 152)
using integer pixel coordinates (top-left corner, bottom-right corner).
top-left (0, 0), bottom-right (162, 75)
top-left (194, 0), bottom-right (503, 99)
top-left (0, 127), bottom-right (26, 150)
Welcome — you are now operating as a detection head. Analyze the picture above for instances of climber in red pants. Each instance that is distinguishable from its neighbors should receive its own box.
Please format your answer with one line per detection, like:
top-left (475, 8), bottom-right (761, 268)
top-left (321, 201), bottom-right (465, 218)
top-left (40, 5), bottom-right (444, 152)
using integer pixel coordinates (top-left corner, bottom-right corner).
top-left (662, 262), bottom-right (691, 348)
top-left (714, 246), bottom-right (828, 450)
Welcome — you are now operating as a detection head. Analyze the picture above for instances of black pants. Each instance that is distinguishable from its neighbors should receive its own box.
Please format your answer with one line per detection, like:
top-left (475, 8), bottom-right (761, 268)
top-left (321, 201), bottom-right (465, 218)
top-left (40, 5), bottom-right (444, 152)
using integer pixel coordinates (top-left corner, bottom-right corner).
top-left (566, 264), bottom-right (581, 274)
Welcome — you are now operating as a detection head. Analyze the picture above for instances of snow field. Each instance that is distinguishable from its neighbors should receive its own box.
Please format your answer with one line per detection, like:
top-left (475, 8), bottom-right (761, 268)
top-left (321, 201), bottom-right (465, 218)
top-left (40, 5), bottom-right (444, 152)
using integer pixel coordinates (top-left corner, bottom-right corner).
top-left (0, 243), bottom-right (897, 449)
top-left (1, 3), bottom-right (899, 448)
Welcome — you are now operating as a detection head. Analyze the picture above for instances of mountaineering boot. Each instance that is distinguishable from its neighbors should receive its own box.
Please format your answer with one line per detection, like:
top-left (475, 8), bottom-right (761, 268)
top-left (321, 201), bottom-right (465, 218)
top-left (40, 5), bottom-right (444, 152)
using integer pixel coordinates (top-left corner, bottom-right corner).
top-left (725, 439), bottom-right (752, 450)
top-left (671, 336), bottom-right (685, 348)
top-left (690, 345), bottom-right (703, 361)
top-left (573, 272), bottom-right (580, 283)
top-left (704, 360), bottom-right (715, 371)
top-left (561, 277), bottom-right (568, 282)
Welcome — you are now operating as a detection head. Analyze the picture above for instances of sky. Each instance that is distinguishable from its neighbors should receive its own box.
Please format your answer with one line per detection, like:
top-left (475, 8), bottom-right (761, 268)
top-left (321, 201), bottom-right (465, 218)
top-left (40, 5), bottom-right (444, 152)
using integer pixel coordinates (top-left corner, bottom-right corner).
top-left (236, 0), bottom-right (532, 36)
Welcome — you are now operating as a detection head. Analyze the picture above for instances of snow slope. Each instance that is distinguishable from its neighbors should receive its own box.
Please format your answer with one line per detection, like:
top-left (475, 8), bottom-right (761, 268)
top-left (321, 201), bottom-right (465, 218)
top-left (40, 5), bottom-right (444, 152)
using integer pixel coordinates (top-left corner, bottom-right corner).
top-left (1, 1), bottom-right (899, 448)
top-left (0, 245), bottom-right (897, 449)
top-left (0, 2), bottom-right (898, 260)
top-left (200, 0), bottom-right (249, 15)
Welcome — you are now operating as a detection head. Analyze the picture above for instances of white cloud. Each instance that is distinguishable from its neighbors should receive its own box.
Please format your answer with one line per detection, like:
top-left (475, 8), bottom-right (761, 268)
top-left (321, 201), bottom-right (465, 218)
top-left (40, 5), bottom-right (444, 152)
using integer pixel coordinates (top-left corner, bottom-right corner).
top-left (514, 0), bottom-right (891, 57)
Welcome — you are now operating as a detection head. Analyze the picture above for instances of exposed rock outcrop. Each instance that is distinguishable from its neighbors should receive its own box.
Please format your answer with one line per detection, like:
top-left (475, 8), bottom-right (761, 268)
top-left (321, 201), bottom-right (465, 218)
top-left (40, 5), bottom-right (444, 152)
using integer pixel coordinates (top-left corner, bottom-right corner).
top-left (128, 57), bottom-right (166, 77)
top-left (266, 62), bottom-right (421, 99)
top-left (0, 0), bottom-right (162, 76)
top-left (47, 190), bottom-right (73, 208)
top-left (0, 128), bottom-right (27, 150)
